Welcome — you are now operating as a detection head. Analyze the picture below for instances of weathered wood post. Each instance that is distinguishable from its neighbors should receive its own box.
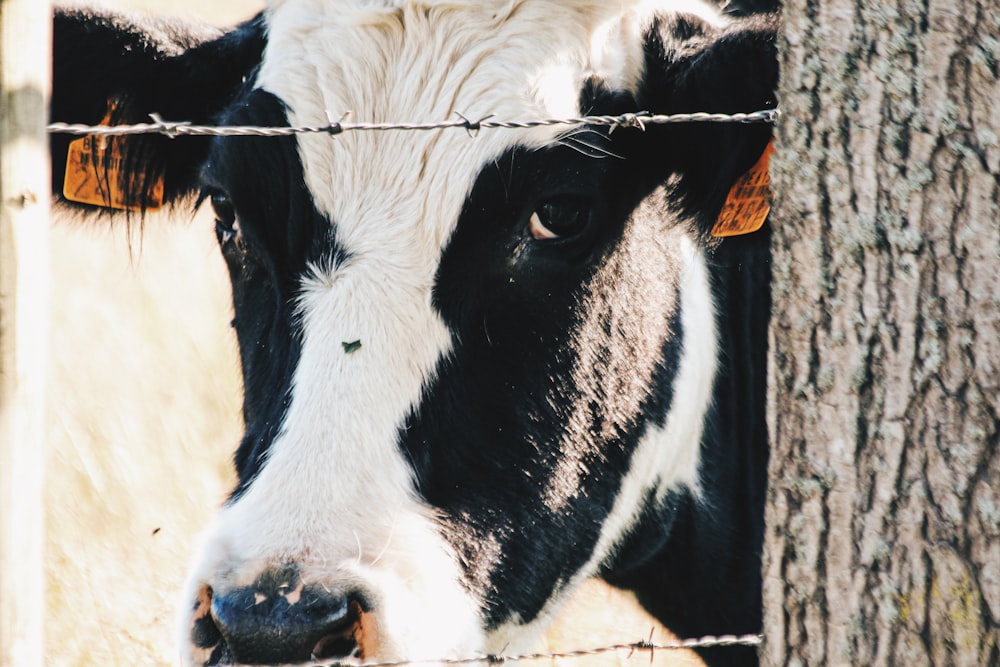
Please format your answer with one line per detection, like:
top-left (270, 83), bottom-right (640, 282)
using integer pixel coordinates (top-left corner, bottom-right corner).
top-left (0, 0), bottom-right (51, 665)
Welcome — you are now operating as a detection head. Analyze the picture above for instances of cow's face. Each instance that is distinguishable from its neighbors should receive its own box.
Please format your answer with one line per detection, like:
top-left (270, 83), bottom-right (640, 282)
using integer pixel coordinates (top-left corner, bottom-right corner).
top-left (167, 1), bottom-right (774, 664)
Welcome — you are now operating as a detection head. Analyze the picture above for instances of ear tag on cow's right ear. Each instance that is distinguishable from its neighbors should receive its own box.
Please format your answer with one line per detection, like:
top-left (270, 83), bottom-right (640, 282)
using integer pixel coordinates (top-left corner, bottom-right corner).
top-left (63, 107), bottom-right (165, 212)
top-left (711, 140), bottom-right (774, 238)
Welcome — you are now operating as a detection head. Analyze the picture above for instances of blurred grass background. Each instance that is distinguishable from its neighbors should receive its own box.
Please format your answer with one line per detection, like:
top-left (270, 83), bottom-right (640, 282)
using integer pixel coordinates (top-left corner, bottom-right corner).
top-left (48, 4), bottom-right (259, 665)
top-left (47, 2), bottom-right (703, 665)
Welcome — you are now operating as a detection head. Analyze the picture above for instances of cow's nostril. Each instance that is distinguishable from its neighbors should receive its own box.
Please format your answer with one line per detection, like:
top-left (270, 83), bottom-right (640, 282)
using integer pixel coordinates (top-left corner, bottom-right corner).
top-left (311, 599), bottom-right (374, 661)
top-left (190, 585), bottom-right (234, 666)
top-left (206, 567), bottom-right (361, 665)
top-left (311, 632), bottom-right (359, 662)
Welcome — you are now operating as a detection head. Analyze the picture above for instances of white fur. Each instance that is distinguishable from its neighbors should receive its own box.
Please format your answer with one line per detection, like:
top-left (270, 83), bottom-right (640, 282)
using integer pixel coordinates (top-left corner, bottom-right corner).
top-left (651, 234), bottom-right (719, 500)
top-left (185, 0), bottom-right (725, 663)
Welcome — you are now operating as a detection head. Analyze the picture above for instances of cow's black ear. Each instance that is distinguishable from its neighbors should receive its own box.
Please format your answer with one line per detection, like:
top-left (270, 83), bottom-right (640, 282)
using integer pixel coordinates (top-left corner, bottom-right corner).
top-left (50, 7), bottom-right (267, 214)
top-left (639, 11), bottom-right (778, 234)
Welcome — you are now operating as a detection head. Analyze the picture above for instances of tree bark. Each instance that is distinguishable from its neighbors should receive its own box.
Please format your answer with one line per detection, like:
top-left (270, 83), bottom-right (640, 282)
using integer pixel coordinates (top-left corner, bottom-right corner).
top-left (0, 1), bottom-right (50, 665)
top-left (763, 1), bottom-right (999, 665)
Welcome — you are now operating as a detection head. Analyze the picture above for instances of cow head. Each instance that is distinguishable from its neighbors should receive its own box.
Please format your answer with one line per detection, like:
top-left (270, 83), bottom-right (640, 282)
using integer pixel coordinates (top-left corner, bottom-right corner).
top-left (53, 1), bottom-right (777, 664)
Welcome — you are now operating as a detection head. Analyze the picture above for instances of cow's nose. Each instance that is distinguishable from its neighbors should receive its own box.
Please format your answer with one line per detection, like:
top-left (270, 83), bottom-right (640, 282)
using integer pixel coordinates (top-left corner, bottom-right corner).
top-left (206, 566), bottom-right (362, 665)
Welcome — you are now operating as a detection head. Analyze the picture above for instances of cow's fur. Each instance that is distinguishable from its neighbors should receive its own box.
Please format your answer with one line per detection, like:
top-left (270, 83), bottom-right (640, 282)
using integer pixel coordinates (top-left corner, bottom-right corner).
top-left (51, 2), bottom-right (778, 665)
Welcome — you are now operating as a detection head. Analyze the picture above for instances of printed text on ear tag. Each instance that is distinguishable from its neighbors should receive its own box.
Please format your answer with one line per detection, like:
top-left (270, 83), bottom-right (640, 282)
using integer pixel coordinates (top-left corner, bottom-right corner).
top-left (712, 140), bottom-right (774, 238)
top-left (63, 110), bottom-right (164, 211)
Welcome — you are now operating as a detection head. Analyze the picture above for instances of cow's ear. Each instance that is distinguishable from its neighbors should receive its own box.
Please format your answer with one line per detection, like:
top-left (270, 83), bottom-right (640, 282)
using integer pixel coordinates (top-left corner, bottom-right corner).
top-left (638, 11), bottom-right (778, 235)
top-left (50, 7), bottom-right (267, 214)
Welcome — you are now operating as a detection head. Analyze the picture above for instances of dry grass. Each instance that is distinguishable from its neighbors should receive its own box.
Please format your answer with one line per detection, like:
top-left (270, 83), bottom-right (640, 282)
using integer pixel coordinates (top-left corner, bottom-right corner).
top-left (47, 214), bottom-right (242, 667)
top-left (48, 7), bottom-right (259, 667)
top-left (47, 2), bottom-right (704, 665)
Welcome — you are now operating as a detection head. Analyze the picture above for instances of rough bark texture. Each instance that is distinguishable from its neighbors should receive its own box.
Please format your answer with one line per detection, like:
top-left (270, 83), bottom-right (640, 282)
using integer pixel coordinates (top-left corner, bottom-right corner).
top-left (763, 1), bottom-right (1000, 665)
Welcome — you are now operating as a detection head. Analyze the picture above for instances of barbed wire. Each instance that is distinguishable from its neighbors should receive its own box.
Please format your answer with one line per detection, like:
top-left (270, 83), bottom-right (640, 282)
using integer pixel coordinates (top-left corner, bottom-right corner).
top-left (47, 108), bottom-right (780, 139)
top-left (303, 634), bottom-right (763, 667)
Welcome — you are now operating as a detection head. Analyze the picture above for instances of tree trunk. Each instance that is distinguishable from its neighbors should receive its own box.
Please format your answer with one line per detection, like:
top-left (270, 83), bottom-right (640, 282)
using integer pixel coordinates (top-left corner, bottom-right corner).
top-left (763, 1), bottom-right (999, 665)
top-left (0, 1), bottom-right (50, 665)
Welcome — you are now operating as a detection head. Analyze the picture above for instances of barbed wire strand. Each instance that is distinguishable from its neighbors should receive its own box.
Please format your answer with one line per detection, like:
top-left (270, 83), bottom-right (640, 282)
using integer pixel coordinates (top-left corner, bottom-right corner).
top-left (300, 634), bottom-right (763, 667)
top-left (47, 109), bottom-right (780, 139)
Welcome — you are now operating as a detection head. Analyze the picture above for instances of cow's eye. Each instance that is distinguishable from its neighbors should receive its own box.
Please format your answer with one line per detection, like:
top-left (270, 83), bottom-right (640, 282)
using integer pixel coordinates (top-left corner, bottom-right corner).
top-left (210, 192), bottom-right (240, 244)
top-left (529, 199), bottom-right (592, 241)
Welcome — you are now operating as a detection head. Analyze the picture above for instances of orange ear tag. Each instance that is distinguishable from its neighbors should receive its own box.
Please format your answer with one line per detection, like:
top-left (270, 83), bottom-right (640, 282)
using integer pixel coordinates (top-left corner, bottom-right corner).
top-left (711, 140), bottom-right (774, 238)
top-left (63, 108), bottom-right (165, 211)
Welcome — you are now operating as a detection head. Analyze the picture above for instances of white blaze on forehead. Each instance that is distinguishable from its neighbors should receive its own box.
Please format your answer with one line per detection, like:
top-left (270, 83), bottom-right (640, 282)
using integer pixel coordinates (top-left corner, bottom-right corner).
top-left (245, 0), bottom-right (670, 564)
top-left (258, 0), bottom-right (666, 243)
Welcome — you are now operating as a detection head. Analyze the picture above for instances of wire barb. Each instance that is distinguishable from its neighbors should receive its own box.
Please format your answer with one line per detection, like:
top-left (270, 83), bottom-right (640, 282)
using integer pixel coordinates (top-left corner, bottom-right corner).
top-left (147, 113), bottom-right (190, 139)
top-left (619, 112), bottom-right (649, 131)
top-left (47, 108), bottom-right (780, 139)
top-left (454, 112), bottom-right (496, 137)
top-left (304, 634), bottom-right (763, 667)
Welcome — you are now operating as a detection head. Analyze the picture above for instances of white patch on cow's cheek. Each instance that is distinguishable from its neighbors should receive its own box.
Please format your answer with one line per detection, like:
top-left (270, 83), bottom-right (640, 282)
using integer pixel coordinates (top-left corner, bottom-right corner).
top-left (651, 233), bottom-right (718, 498)
top-left (489, 233), bottom-right (719, 651)
top-left (585, 233), bottom-right (718, 557)
top-left (585, 232), bottom-right (718, 526)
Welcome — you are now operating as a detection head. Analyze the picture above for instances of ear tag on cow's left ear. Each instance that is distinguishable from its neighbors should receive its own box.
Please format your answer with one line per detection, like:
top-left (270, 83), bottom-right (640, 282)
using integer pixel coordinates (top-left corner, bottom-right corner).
top-left (711, 140), bottom-right (774, 238)
top-left (63, 106), bottom-right (165, 212)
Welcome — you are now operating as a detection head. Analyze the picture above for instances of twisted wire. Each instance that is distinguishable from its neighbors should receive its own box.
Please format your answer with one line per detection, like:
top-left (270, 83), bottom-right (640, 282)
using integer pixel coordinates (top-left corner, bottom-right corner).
top-left (47, 109), bottom-right (780, 139)
top-left (304, 634), bottom-right (764, 667)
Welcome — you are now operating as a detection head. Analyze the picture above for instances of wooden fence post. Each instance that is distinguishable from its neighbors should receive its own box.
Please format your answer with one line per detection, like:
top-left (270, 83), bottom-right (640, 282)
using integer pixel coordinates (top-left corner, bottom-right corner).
top-left (0, 0), bottom-right (51, 666)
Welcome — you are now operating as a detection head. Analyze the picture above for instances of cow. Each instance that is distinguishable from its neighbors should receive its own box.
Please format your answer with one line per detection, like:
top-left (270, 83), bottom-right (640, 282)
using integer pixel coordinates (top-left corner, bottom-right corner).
top-left (50, 1), bottom-right (778, 665)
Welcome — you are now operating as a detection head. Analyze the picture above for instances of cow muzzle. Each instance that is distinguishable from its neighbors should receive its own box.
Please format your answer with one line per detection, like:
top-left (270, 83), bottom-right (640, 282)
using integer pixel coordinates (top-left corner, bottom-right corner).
top-left (189, 565), bottom-right (377, 665)
top-left (183, 491), bottom-right (487, 665)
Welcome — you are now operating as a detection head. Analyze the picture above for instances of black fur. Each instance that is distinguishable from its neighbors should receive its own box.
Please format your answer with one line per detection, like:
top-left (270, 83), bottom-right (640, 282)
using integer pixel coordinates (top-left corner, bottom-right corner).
top-left (638, 12), bottom-right (778, 240)
top-left (406, 133), bottom-right (689, 626)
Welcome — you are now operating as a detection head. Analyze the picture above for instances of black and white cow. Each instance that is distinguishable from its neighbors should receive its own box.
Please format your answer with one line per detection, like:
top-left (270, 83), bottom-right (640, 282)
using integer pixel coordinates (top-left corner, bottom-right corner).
top-left (51, 1), bottom-right (777, 665)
